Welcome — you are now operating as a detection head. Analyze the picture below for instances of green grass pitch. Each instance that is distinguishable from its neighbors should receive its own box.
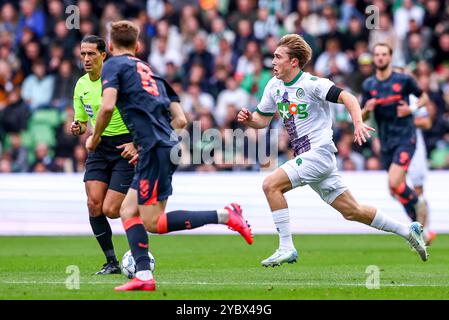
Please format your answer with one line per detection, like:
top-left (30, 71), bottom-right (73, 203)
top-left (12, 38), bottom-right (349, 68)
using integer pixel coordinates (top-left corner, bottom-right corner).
top-left (0, 234), bottom-right (448, 300)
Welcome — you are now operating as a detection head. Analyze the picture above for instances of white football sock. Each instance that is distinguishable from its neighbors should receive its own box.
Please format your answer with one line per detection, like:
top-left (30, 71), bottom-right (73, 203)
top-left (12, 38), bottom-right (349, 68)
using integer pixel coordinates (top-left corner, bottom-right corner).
top-left (370, 209), bottom-right (410, 239)
top-left (272, 208), bottom-right (295, 250)
top-left (217, 209), bottom-right (229, 224)
top-left (136, 270), bottom-right (153, 281)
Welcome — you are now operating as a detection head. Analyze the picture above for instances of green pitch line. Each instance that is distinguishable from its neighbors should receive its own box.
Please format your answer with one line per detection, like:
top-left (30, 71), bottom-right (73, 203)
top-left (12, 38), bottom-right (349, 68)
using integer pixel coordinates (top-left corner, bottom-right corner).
top-left (0, 234), bottom-right (448, 300)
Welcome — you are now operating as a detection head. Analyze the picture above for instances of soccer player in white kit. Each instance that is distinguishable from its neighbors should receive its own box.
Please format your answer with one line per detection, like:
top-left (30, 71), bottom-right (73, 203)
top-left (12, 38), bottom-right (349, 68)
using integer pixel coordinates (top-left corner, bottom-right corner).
top-left (406, 95), bottom-right (436, 245)
top-left (237, 34), bottom-right (428, 266)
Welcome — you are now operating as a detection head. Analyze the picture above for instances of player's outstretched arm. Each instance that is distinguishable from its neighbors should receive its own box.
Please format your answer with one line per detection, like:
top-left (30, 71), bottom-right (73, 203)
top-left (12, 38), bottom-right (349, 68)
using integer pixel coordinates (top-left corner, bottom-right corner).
top-left (169, 102), bottom-right (188, 129)
top-left (338, 90), bottom-right (375, 146)
top-left (86, 88), bottom-right (117, 151)
top-left (237, 108), bottom-right (273, 129)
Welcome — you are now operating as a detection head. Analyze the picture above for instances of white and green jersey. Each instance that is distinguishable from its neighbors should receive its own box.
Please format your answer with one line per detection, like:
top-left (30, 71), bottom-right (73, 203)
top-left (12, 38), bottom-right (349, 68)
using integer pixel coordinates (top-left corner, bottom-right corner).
top-left (256, 70), bottom-right (337, 155)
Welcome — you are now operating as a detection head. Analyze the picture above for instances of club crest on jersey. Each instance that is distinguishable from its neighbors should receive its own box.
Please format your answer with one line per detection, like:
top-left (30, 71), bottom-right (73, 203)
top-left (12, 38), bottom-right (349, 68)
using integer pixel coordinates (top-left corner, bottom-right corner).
top-left (392, 83), bottom-right (402, 92)
top-left (275, 89), bottom-right (280, 97)
top-left (296, 88), bottom-right (305, 99)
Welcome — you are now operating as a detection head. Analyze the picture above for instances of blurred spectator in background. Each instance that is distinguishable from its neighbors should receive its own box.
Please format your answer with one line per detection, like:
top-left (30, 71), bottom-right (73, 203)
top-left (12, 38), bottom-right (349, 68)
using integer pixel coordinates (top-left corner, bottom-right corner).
top-left (365, 156), bottom-right (382, 170)
top-left (207, 16), bottom-right (235, 56)
top-left (30, 143), bottom-right (55, 172)
top-left (240, 56), bottom-right (271, 105)
top-left (253, 7), bottom-right (280, 41)
top-left (0, 156), bottom-right (12, 173)
top-left (181, 82), bottom-right (215, 116)
top-left (336, 133), bottom-right (365, 171)
top-left (315, 37), bottom-right (352, 77)
top-left (345, 53), bottom-right (373, 94)
top-left (19, 39), bottom-right (41, 77)
top-left (394, 0), bottom-right (425, 41)
top-left (233, 19), bottom-right (255, 57)
top-left (0, 2), bottom-right (18, 41)
top-left (228, 0), bottom-right (257, 32)
top-left (15, 0), bottom-right (45, 43)
top-left (149, 36), bottom-right (182, 76)
top-left (52, 19), bottom-right (77, 59)
top-left (1, 89), bottom-right (29, 134)
top-left (235, 40), bottom-right (260, 81)
top-left (51, 60), bottom-right (79, 111)
top-left (339, 0), bottom-right (364, 31)
top-left (184, 31), bottom-right (215, 79)
top-left (53, 107), bottom-right (80, 172)
top-left (47, 42), bottom-right (64, 74)
top-left (8, 132), bottom-right (28, 172)
top-left (46, 0), bottom-right (64, 39)
top-left (433, 31), bottom-right (449, 71)
top-left (21, 59), bottom-right (54, 111)
top-left (404, 32), bottom-right (435, 67)
top-left (215, 76), bottom-right (250, 127)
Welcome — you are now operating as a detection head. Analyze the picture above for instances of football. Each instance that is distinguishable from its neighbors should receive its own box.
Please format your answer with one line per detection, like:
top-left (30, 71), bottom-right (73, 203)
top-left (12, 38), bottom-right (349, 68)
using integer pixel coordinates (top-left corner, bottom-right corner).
top-left (120, 249), bottom-right (155, 279)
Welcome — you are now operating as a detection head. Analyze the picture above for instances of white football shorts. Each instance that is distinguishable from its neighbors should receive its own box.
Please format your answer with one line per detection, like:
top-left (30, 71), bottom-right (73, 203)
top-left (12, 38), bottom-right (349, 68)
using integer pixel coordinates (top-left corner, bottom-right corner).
top-left (280, 145), bottom-right (348, 204)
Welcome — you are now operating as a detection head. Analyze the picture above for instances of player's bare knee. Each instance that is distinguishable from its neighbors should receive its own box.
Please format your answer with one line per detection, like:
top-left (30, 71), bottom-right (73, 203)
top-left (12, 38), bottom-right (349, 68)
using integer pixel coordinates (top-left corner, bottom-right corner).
top-left (119, 205), bottom-right (134, 221)
top-left (262, 177), bottom-right (277, 195)
top-left (341, 205), bottom-right (362, 221)
top-left (102, 204), bottom-right (120, 219)
top-left (87, 198), bottom-right (103, 216)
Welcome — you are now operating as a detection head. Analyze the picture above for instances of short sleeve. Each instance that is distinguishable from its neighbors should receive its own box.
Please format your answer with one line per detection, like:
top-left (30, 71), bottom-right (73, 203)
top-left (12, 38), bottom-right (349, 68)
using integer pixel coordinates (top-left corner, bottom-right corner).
top-left (73, 80), bottom-right (88, 122)
top-left (101, 59), bottom-right (120, 91)
top-left (405, 76), bottom-right (422, 97)
top-left (255, 79), bottom-right (276, 116)
top-left (312, 77), bottom-right (335, 101)
top-left (160, 78), bottom-right (180, 103)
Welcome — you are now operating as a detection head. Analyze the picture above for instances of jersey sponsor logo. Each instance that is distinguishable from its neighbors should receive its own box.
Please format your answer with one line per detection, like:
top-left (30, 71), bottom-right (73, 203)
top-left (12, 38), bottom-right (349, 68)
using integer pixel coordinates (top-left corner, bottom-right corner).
top-left (296, 157), bottom-right (302, 166)
top-left (277, 102), bottom-right (309, 120)
top-left (310, 76), bottom-right (318, 81)
top-left (392, 83), bottom-right (402, 93)
top-left (296, 88), bottom-right (305, 99)
top-left (370, 90), bottom-right (377, 96)
top-left (375, 94), bottom-right (402, 106)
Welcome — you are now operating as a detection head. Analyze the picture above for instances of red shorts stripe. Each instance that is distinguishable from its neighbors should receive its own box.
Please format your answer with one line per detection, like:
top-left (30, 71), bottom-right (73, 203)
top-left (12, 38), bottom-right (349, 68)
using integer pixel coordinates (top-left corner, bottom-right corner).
top-left (144, 179), bottom-right (159, 205)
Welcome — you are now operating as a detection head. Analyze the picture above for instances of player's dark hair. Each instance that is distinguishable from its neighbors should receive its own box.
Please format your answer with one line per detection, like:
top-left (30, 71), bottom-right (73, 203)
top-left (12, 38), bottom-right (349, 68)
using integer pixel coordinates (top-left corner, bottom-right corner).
top-left (81, 35), bottom-right (106, 53)
top-left (373, 42), bottom-right (393, 55)
top-left (110, 20), bottom-right (139, 49)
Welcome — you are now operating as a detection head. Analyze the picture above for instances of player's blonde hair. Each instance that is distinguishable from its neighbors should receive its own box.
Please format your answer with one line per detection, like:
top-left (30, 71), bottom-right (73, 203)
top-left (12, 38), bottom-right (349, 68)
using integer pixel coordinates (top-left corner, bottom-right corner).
top-left (278, 34), bottom-right (312, 69)
top-left (110, 20), bottom-right (140, 49)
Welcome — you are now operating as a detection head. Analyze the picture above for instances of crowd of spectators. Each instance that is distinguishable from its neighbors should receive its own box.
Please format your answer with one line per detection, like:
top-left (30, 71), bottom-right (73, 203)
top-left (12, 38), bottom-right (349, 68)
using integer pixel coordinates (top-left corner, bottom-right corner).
top-left (0, 0), bottom-right (449, 173)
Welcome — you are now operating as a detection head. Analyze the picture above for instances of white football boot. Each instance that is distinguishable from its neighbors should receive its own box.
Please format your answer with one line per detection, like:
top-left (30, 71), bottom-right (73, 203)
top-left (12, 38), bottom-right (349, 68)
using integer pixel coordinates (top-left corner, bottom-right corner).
top-left (407, 222), bottom-right (429, 261)
top-left (261, 248), bottom-right (298, 267)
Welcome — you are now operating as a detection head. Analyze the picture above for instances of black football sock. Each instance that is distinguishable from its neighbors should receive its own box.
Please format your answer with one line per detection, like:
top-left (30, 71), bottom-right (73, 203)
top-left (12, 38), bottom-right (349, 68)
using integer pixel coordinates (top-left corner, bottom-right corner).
top-left (124, 217), bottom-right (150, 272)
top-left (157, 210), bottom-right (219, 233)
top-left (394, 182), bottom-right (418, 221)
top-left (89, 215), bottom-right (117, 263)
